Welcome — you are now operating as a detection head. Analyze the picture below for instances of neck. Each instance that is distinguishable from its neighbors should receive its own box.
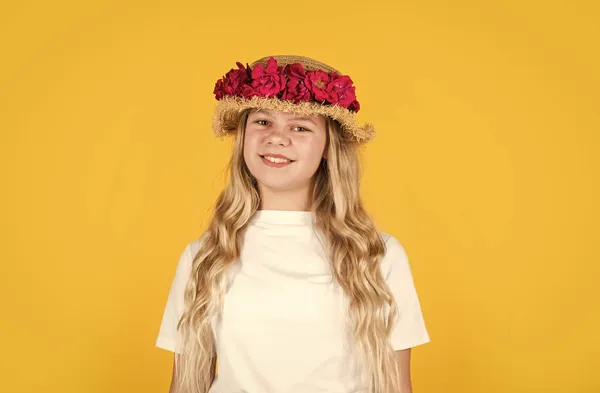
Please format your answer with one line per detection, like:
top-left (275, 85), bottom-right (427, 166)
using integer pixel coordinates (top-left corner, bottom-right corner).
top-left (258, 184), bottom-right (312, 211)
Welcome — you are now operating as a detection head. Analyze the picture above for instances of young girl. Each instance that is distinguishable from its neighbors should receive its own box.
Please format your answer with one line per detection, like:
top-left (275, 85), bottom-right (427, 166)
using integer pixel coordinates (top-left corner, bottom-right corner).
top-left (156, 55), bottom-right (430, 393)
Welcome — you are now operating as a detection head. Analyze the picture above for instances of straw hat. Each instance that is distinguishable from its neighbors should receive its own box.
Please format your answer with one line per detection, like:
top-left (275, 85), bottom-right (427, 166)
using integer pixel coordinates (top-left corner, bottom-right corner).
top-left (211, 55), bottom-right (374, 144)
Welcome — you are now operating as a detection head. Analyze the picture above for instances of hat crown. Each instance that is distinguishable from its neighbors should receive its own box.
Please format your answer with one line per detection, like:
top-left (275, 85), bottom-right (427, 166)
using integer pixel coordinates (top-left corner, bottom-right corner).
top-left (250, 55), bottom-right (341, 74)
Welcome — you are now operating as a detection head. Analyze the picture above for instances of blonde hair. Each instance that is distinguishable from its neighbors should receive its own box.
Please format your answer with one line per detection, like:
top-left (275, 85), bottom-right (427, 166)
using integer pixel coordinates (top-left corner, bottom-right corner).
top-left (175, 109), bottom-right (401, 393)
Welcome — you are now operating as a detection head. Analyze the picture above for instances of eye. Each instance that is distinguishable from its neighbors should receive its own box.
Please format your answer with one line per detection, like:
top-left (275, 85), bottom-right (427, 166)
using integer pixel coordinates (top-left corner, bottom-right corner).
top-left (293, 126), bottom-right (310, 132)
top-left (255, 119), bottom-right (270, 126)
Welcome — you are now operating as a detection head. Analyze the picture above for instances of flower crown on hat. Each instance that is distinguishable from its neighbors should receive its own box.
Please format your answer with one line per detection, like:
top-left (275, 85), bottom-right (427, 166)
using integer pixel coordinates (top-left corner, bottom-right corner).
top-left (211, 55), bottom-right (375, 144)
top-left (213, 57), bottom-right (361, 112)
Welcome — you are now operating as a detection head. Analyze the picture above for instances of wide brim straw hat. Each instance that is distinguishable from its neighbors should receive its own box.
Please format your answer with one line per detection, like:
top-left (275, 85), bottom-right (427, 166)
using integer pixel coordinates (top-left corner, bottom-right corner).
top-left (211, 55), bottom-right (375, 144)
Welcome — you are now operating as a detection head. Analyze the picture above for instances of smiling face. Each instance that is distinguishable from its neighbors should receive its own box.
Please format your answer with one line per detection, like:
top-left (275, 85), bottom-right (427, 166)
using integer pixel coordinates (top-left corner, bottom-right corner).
top-left (243, 109), bottom-right (328, 201)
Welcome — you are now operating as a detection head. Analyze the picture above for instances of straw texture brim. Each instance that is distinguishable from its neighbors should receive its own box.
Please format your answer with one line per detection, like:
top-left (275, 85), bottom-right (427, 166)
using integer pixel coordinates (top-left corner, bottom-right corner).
top-left (212, 96), bottom-right (375, 144)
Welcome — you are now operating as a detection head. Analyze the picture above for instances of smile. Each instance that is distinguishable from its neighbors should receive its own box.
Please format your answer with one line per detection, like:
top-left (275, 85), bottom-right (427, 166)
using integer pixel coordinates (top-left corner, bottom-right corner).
top-left (260, 154), bottom-right (295, 168)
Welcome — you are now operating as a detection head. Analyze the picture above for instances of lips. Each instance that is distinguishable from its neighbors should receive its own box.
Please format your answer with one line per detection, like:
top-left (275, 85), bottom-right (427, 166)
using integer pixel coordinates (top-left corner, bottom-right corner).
top-left (260, 153), bottom-right (295, 168)
top-left (260, 153), bottom-right (294, 161)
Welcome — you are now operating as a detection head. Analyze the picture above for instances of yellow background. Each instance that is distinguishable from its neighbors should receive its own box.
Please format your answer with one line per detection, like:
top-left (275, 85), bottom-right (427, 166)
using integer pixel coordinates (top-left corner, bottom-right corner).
top-left (1, 1), bottom-right (598, 392)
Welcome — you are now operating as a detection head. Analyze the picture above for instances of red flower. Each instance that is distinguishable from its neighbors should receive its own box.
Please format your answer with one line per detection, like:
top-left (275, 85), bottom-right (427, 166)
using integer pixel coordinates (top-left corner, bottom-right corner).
top-left (284, 63), bottom-right (306, 80)
top-left (348, 99), bottom-right (361, 112)
top-left (304, 70), bottom-right (331, 102)
top-left (282, 64), bottom-right (312, 103)
top-left (250, 57), bottom-right (286, 97)
top-left (213, 78), bottom-right (225, 100)
top-left (214, 59), bottom-right (362, 112)
top-left (213, 62), bottom-right (251, 99)
top-left (240, 84), bottom-right (259, 98)
top-left (326, 74), bottom-right (356, 108)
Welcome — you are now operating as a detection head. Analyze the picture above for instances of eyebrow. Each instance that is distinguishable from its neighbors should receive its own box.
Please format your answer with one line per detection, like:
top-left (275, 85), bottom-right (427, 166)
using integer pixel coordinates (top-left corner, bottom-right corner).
top-left (252, 109), bottom-right (319, 127)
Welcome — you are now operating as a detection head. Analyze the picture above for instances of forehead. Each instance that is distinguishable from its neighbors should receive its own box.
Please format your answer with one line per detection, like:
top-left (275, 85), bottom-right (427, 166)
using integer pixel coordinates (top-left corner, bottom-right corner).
top-left (248, 109), bottom-right (325, 122)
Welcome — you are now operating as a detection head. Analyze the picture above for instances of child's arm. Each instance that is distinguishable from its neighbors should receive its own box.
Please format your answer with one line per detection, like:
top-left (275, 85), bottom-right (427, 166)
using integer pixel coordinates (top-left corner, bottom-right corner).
top-left (168, 355), bottom-right (178, 393)
top-left (395, 348), bottom-right (413, 393)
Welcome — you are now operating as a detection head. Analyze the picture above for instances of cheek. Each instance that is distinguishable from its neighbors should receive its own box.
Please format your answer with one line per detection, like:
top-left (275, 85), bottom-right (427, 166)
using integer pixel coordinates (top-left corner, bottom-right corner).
top-left (298, 137), bottom-right (327, 168)
top-left (243, 131), bottom-right (259, 159)
top-left (243, 131), bottom-right (266, 179)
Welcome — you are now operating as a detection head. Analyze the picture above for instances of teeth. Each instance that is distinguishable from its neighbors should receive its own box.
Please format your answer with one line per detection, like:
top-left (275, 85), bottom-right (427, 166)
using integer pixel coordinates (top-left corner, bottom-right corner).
top-left (264, 156), bottom-right (290, 163)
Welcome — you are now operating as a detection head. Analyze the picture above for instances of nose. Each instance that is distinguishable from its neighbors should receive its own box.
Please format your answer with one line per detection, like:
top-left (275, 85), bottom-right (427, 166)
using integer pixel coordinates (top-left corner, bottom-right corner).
top-left (264, 125), bottom-right (291, 146)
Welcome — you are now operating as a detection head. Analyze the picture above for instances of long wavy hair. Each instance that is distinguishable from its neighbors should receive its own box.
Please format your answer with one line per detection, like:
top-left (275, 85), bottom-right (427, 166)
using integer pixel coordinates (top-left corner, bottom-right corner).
top-left (175, 109), bottom-right (401, 393)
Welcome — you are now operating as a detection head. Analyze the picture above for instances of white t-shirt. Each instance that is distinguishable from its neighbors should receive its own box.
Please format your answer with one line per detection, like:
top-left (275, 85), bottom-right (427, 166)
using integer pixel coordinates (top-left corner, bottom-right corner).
top-left (156, 210), bottom-right (430, 393)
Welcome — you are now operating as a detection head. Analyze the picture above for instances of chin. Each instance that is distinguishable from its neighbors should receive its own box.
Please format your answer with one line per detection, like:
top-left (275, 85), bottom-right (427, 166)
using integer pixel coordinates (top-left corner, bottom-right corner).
top-left (258, 180), bottom-right (298, 192)
top-left (248, 164), bottom-right (313, 193)
top-left (255, 175), bottom-right (310, 193)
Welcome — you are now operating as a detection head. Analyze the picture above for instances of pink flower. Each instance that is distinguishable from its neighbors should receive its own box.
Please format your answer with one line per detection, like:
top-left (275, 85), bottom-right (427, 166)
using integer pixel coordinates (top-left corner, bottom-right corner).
top-left (282, 64), bottom-right (312, 103)
top-left (304, 70), bottom-right (331, 102)
top-left (250, 57), bottom-right (286, 97)
top-left (326, 74), bottom-right (356, 108)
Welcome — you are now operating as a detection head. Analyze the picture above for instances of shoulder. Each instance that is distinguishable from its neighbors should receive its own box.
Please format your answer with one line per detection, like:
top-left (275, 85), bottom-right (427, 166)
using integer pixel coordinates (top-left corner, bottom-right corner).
top-left (176, 233), bottom-right (207, 272)
top-left (188, 236), bottom-right (204, 259)
top-left (378, 231), bottom-right (411, 278)
top-left (188, 231), bottom-right (209, 257)
top-left (378, 231), bottom-right (408, 260)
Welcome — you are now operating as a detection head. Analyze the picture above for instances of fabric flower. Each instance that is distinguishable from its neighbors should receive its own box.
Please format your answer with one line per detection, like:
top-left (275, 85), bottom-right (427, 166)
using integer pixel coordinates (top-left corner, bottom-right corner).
top-left (250, 57), bottom-right (286, 97)
top-left (326, 74), bottom-right (356, 108)
top-left (282, 64), bottom-right (312, 103)
top-left (304, 70), bottom-right (331, 102)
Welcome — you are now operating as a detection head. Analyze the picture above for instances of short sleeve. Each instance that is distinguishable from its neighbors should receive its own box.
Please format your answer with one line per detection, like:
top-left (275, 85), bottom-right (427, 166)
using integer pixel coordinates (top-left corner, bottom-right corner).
top-left (381, 234), bottom-right (431, 350)
top-left (155, 242), bottom-right (194, 353)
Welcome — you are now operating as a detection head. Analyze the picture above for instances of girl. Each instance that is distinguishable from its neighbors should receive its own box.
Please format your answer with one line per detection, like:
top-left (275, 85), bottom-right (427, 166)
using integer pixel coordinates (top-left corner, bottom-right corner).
top-left (156, 55), bottom-right (430, 393)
